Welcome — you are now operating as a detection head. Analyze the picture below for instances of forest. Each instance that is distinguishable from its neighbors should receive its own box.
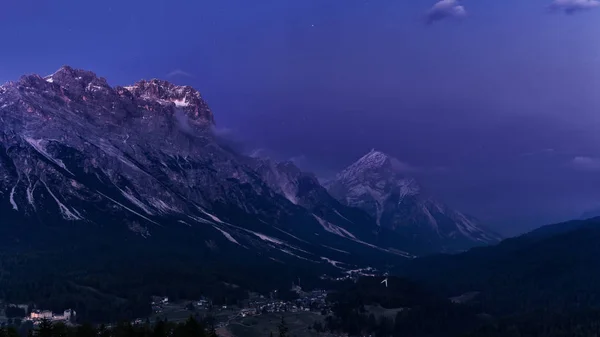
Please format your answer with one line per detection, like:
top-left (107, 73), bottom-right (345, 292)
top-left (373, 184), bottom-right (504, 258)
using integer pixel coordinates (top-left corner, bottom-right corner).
top-left (320, 275), bottom-right (600, 337)
top-left (0, 315), bottom-right (296, 337)
top-left (0, 238), bottom-right (328, 324)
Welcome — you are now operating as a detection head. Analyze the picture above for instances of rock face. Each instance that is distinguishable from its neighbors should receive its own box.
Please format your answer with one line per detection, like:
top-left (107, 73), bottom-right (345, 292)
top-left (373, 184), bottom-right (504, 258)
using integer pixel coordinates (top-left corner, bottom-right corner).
top-left (0, 66), bottom-right (502, 280)
top-left (327, 149), bottom-right (502, 253)
top-left (0, 66), bottom-right (420, 280)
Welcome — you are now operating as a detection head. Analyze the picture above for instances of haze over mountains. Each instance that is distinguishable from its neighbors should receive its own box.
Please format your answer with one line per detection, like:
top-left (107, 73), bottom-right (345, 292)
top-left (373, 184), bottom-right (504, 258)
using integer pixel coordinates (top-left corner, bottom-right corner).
top-left (0, 66), bottom-right (498, 265)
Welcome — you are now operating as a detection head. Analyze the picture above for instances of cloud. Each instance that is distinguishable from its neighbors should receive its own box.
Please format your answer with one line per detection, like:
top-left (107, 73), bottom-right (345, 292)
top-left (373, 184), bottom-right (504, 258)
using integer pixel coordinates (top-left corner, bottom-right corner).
top-left (548, 0), bottom-right (600, 14)
top-left (426, 0), bottom-right (467, 24)
top-left (248, 148), bottom-right (268, 158)
top-left (571, 156), bottom-right (600, 171)
top-left (211, 126), bottom-right (234, 137)
top-left (173, 108), bottom-right (194, 135)
top-left (389, 157), bottom-right (419, 173)
top-left (166, 69), bottom-right (193, 78)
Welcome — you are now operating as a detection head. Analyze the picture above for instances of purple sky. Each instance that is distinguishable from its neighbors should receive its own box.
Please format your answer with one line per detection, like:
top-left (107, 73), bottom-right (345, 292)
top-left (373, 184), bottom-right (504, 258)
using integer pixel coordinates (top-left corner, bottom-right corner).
top-left (2, 0), bottom-right (600, 235)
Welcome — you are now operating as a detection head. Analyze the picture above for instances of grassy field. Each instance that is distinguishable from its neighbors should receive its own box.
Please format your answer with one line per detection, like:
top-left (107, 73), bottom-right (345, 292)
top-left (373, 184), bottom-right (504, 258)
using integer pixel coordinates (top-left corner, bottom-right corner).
top-left (225, 311), bottom-right (325, 337)
top-left (365, 304), bottom-right (405, 319)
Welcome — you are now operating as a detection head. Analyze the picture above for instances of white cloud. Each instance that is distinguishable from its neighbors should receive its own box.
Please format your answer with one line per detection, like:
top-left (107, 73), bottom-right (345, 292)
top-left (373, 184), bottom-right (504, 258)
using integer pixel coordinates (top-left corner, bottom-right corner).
top-left (166, 69), bottom-right (193, 78)
top-left (426, 0), bottom-right (467, 24)
top-left (571, 156), bottom-right (600, 171)
top-left (548, 0), bottom-right (600, 14)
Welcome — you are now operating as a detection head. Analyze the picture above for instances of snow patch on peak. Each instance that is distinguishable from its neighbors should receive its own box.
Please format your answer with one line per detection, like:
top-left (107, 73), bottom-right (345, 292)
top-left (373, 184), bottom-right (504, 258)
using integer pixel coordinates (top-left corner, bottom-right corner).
top-left (312, 214), bottom-right (357, 239)
top-left (253, 232), bottom-right (284, 245)
top-left (398, 178), bottom-right (421, 199)
top-left (24, 137), bottom-right (74, 176)
top-left (351, 149), bottom-right (389, 170)
top-left (213, 226), bottom-right (240, 245)
top-left (172, 98), bottom-right (189, 107)
top-left (321, 257), bottom-right (345, 269)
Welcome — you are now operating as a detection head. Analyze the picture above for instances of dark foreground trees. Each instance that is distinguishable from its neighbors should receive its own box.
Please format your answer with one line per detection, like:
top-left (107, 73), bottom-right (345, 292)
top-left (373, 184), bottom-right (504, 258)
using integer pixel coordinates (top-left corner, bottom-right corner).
top-left (0, 317), bottom-right (213, 337)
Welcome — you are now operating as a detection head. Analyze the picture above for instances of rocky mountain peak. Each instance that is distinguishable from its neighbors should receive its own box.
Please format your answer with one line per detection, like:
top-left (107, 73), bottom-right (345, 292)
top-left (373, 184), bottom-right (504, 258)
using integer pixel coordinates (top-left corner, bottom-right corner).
top-left (327, 150), bottom-right (501, 251)
top-left (122, 79), bottom-right (214, 124)
top-left (4, 66), bottom-right (215, 127)
top-left (45, 65), bottom-right (110, 88)
top-left (335, 149), bottom-right (421, 197)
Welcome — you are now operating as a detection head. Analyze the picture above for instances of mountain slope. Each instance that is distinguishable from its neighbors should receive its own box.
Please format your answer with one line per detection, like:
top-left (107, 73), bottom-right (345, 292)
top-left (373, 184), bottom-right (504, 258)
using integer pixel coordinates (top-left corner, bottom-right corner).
top-left (1, 66), bottom-right (437, 321)
top-left (327, 149), bottom-right (502, 253)
top-left (397, 216), bottom-right (600, 315)
top-left (0, 67), bottom-right (416, 279)
top-left (251, 158), bottom-right (420, 256)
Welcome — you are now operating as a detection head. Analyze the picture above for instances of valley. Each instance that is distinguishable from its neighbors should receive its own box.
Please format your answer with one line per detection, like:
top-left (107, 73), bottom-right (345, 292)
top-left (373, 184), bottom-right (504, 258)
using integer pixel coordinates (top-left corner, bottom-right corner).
top-left (1, 66), bottom-right (600, 337)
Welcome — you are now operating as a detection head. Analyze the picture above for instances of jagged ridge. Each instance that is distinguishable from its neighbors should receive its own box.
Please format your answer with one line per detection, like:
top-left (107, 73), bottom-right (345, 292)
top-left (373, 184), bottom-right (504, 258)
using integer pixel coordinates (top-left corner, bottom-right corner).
top-left (327, 149), bottom-right (502, 253)
top-left (0, 66), bottom-right (417, 278)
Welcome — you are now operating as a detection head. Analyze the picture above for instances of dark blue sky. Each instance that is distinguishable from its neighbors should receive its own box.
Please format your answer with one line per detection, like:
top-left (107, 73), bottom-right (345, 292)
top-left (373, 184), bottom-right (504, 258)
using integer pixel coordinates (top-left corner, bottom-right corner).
top-left (2, 0), bottom-right (600, 235)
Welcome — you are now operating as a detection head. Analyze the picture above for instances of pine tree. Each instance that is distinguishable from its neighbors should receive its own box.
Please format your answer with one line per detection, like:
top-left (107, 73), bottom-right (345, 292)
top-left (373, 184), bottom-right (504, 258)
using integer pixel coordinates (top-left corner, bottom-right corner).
top-left (278, 316), bottom-right (289, 337)
top-left (152, 320), bottom-right (168, 337)
top-left (76, 323), bottom-right (96, 337)
top-left (207, 320), bottom-right (218, 337)
top-left (36, 319), bottom-right (53, 337)
top-left (5, 327), bottom-right (19, 337)
top-left (97, 324), bottom-right (111, 337)
top-left (183, 316), bottom-right (205, 337)
top-left (204, 313), bottom-right (218, 337)
top-left (52, 322), bottom-right (69, 337)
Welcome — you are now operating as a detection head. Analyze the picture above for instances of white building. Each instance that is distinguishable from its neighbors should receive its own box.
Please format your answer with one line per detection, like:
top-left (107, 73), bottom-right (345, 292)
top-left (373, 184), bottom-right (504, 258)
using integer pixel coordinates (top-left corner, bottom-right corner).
top-left (30, 310), bottom-right (53, 319)
top-left (53, 309), bottom-right (76, 321)
top-left (29, 309), bottom-right (76, 322)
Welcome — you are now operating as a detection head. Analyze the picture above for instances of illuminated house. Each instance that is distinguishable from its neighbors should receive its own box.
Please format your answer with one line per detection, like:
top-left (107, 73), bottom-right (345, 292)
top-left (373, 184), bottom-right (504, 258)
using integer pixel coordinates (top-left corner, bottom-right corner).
top-left (30, 311), bottom-right (53, 319)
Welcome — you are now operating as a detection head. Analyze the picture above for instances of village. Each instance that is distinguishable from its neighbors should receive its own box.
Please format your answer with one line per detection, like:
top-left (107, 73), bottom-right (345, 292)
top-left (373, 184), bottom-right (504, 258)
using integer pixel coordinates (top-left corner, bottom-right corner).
top-left (0, 303), bottom-right (76, 327)
top-left (145, 285), bottom-right (330, 325)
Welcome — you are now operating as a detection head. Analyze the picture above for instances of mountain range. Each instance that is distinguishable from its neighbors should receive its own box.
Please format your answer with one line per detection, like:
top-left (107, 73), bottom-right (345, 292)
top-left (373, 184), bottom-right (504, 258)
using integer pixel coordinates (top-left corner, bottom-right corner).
top-left (0, 66), bottom-right (501, 319)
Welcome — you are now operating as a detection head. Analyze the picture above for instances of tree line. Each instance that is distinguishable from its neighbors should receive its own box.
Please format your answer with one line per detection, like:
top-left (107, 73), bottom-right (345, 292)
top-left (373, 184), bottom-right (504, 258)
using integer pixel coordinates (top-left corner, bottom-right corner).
top-left (0, 316), bottom-right (219, 337)
top-left (320, 276), bottom-right (600, 337)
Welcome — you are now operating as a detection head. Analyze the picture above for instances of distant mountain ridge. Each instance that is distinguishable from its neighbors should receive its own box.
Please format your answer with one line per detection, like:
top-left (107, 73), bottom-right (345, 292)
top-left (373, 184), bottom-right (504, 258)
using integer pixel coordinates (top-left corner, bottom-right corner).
top-left (398, 216), bottom-right (600, 317)
top-left (327, 149), bottom-right (502, 253)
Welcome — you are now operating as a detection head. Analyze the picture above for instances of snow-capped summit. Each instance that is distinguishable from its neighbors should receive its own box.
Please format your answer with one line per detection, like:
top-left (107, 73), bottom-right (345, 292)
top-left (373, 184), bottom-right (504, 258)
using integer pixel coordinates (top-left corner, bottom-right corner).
top-left (337, 149), bottom-right (414, 182)
top-left (328, 150), bottom-right (501, 253)
top-left (328, 149), bottom-right (421, 226)
top-left (122, 79), bottom-right (214, 124)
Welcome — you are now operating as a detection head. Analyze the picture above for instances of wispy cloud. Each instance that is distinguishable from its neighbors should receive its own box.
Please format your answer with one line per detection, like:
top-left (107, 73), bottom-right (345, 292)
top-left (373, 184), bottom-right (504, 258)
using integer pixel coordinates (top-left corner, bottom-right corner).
top-left (248, 148), bottom-right (268, 158)
top-left (570, 156), bottom-right (600, 171)
top-left (389, 157), bottom-right (420, 173)
top-left (426, 0), bottom-right (467, 24)
top-left (174, 108), bottom-right (194, 135)
top-left (166, 69), bottom-right (193, 78)
top-left (211, 126), bottom-right (234, 137)
top-left (548, 0), bottom-right (600, 14)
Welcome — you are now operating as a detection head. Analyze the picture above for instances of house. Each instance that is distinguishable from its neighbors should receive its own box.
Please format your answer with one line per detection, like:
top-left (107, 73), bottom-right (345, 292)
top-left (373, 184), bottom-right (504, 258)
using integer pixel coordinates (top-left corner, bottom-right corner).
top-left (29, 309), bottom-right (76, 322)
top-left (30, 311), bottom-right (53, 320)
top-left (53, 309), bottom-right (76, 321)
top-left (240, 308), bottom-right (256, 317)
